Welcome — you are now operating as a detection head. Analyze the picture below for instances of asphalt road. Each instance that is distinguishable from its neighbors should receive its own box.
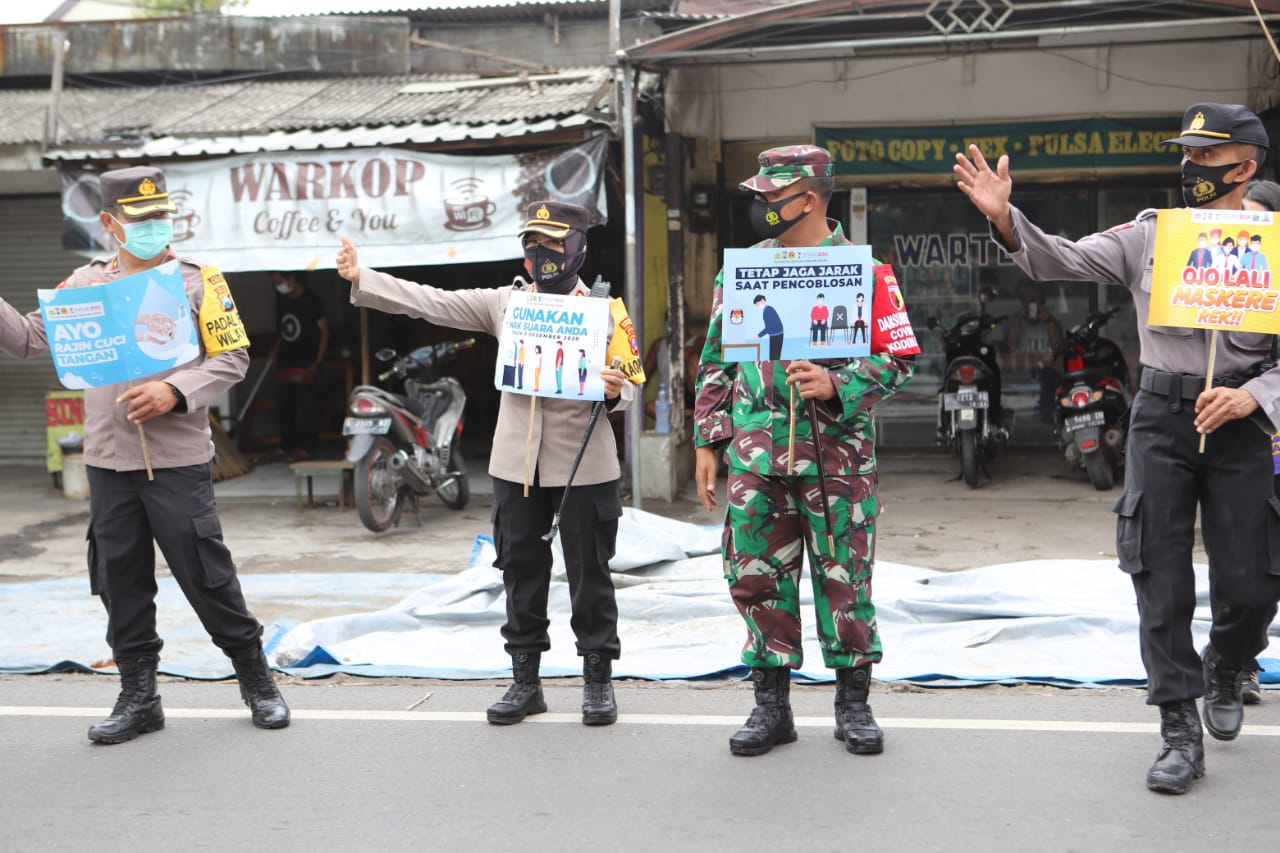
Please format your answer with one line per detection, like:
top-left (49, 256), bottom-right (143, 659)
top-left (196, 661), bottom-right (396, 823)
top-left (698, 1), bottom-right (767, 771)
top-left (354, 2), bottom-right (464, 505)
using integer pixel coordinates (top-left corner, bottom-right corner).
top-left (1, 445), bottom-right (1245, 851)
top-left (2, 676), bottom-right (1277, 852)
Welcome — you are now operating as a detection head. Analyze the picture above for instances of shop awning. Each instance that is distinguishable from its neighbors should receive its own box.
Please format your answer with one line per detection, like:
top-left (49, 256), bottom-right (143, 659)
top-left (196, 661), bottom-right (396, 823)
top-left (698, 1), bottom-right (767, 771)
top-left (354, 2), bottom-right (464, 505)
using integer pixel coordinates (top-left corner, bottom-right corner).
top-left (15, 67), bottom-right (616, 163)
top-left (625, 0), bottom-right (1280, 66)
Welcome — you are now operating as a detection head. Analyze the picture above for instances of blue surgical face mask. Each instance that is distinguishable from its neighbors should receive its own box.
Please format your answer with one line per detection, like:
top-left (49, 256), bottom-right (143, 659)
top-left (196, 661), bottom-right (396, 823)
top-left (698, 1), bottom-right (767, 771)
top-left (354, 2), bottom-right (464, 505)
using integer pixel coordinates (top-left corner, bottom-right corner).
top-left (111, 216), bottom-right (173, 260)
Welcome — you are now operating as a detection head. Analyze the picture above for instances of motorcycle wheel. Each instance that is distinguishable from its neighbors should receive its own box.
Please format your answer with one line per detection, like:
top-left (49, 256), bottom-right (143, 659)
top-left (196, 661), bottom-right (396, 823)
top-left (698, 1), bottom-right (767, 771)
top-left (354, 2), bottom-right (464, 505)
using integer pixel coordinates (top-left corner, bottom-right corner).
top-left (960, 430), bottom-right (980, 489)
top-left (355, 437), bottom-right (404, 532)
top-left (1084, 450), bottom-right (1115, 491)
top-left (437, 445), bottom-right (471, 511)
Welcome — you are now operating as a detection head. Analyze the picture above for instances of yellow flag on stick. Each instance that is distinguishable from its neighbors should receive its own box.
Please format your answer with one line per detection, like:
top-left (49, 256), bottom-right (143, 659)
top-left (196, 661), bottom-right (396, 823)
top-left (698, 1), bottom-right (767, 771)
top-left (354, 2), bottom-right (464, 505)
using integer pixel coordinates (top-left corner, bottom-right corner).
top-left (606, 297), bottom-right (646, 385)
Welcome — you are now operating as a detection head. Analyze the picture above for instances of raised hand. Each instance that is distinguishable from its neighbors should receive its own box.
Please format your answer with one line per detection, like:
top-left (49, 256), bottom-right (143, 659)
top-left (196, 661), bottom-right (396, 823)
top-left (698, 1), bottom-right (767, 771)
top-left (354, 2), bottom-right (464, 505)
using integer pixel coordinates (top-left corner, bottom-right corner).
top-left (954, 144), bottom-right (1016, 246)
top-left (336, 236), bottom-right (361, 284)
top-left (954, 145), bottom-right (1013, 217)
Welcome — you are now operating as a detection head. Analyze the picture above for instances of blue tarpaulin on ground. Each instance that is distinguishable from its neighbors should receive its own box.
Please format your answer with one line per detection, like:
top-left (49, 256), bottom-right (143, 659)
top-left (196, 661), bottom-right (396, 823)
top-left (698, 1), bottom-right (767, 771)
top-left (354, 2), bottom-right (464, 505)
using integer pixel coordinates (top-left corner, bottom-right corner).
top-left (3, 509), bottom-right (1277, 688)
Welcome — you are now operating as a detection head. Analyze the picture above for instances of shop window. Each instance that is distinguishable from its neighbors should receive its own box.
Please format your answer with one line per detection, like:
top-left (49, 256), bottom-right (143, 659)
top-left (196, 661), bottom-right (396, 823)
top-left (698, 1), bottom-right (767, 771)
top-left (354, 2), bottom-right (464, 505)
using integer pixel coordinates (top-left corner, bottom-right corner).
top-left (867, 184), bottom-right (1172, 436)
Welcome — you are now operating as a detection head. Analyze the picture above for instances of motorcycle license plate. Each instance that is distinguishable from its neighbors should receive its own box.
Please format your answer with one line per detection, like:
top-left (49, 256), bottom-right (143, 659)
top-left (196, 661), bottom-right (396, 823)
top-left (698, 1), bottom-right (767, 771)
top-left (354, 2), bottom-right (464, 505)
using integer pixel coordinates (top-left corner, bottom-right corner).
top-left (1064, 411), bottom-right (1105, 432)
top-left (943, 390), bottom-right (988, 411)
top-left (343, 417), bottom-right (392, 435)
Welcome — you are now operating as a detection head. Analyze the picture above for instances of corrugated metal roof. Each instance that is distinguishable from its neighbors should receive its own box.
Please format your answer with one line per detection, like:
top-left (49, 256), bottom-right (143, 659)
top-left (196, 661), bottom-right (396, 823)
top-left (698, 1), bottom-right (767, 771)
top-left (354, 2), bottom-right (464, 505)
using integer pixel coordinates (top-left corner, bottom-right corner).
top-left (10, 67), bottom-right (616, 160)
top-left (230, 0), bottom-right (669, 21)
top-left (42, 116), bottom-right (600, 161)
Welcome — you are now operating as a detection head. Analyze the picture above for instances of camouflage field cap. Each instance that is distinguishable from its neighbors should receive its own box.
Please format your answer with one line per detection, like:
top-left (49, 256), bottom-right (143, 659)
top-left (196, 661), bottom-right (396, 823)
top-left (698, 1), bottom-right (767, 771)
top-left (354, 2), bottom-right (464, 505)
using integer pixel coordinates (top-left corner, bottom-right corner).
top-left (99, 166), bottom-right (178, 220)
top-left (1163, 103), bottom-right (1268, 149)
top-left (739, 144), bottom-right (834, 192)
top-left (519, 200), bottom-right (589, 239)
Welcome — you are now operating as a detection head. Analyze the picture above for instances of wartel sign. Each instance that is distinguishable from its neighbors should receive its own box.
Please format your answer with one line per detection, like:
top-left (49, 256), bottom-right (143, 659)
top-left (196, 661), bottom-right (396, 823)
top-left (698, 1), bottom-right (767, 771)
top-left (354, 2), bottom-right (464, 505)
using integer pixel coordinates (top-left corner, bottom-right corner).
top-left (58, 138), bottom-right (607, 273)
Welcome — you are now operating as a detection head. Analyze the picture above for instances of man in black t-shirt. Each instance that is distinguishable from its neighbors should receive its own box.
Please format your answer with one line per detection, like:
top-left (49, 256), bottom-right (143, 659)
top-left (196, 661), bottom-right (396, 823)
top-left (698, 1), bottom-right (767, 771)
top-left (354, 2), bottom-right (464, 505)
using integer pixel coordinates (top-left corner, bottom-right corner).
top-left (268, 270), bottom-right (329, 460)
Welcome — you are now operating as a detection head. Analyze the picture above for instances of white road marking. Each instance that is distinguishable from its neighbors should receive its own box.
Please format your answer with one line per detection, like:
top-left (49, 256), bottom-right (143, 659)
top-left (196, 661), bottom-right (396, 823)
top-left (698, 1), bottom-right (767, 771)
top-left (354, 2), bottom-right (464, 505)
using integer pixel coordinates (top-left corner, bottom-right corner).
top-left (2, 706), bottom-right (1279, 736)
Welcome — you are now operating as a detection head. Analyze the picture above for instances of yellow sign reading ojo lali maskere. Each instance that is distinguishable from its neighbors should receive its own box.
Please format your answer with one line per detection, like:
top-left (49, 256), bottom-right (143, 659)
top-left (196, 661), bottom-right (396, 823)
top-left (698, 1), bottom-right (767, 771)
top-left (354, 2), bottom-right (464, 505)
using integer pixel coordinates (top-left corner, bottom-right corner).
top-left (1148, 208), bottom-right (1280, 333)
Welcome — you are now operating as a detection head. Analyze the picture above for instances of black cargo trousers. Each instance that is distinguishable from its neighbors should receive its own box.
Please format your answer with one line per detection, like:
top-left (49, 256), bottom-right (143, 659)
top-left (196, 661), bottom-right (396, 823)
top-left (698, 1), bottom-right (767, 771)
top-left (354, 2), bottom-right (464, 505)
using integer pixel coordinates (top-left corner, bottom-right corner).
top-left (1113, 381), bottom-right (1280, 706)
top-left (86, 463), bottom-right (264, 661)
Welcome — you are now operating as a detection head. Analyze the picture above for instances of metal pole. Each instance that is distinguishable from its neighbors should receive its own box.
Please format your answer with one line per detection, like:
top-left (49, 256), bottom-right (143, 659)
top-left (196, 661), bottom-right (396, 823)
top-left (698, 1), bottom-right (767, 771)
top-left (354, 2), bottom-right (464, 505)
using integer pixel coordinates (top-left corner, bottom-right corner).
top-left (620, 61), bottom-right (643, 509)
top-left (664, 130), bottom-right (686, 435)
top-left (44, 36), bottom-right (69, 149)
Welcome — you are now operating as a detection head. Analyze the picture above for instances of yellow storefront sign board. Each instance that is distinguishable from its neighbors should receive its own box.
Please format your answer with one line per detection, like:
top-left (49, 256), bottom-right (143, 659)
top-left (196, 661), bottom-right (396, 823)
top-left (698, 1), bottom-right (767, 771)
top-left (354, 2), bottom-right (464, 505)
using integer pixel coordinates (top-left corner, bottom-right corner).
top-left (1149, 208), bottom-right (1280, 334)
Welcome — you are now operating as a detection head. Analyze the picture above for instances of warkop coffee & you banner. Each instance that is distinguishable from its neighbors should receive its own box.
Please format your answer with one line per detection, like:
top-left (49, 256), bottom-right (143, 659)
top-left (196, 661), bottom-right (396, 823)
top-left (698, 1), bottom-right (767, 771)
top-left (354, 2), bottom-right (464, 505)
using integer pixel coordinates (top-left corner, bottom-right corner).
top-left (58, 138), bottom-right (607, 273)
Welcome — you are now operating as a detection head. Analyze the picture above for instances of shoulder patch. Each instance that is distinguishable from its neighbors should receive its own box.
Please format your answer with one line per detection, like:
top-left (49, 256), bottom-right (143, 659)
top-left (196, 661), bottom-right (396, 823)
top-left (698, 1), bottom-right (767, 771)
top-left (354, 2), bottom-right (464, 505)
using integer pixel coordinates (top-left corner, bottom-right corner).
top-left (1106, 222), bottom-right (1135, 233)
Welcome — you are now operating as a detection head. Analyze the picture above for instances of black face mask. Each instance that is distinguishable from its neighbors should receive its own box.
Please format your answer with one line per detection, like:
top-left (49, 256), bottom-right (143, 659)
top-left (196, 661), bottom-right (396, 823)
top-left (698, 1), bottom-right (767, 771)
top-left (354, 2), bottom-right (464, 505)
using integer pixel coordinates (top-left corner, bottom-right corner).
top-left (748, 191), bottom-right (808, 240)
top-left (524, 231), bottom-right (586, 294)
top-left (1181, 159), bottom-right (1249, 208)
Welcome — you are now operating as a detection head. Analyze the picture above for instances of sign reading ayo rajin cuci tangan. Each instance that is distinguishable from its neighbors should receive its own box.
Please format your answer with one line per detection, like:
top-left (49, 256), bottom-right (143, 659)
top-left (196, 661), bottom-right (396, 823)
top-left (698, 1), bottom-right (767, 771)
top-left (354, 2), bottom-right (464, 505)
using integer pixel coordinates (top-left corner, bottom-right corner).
top-left (1148, 208), bottom-right (1279, 333)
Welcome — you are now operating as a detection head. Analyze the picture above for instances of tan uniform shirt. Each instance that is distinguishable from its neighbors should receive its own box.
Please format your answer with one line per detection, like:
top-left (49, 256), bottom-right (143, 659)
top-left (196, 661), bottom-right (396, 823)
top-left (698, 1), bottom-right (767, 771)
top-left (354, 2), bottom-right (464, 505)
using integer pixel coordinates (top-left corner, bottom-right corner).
top-left (0, 252), bottom-right (249, 471)
top-left (352, 268), bottom-right (635, 487)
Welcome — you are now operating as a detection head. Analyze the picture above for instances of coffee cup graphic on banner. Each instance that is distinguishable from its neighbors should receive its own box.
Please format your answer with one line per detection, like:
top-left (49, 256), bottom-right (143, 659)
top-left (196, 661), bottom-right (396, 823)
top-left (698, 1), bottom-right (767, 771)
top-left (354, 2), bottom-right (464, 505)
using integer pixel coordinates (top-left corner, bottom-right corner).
top-left (169, 189), bottom-right (201, 243)
top-left (444, 177), bottom-right (496, 231)
top-left (543, 145), bottom-right (599, 210)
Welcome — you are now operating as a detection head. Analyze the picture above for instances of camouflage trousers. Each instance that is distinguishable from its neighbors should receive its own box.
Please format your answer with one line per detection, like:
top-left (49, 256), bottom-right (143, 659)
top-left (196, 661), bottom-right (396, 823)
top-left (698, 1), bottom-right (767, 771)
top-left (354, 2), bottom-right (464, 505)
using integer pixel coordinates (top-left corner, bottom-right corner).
top-left (722, 468), bottom-right (881, 670)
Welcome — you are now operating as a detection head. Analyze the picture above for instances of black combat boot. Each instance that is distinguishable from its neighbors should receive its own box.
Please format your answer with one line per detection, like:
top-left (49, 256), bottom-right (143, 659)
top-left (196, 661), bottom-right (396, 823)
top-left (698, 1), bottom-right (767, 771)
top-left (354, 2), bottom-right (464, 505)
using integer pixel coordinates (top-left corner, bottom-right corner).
top-left (230, 646), bottom-right (291, 729)
top-left (487, 651), bottom-right (547, 725)
top-left (1201, 643), bottom-right (1243, 741)
top-left (87, 656), bottom-right (165, 744)
top-left (582, 652), bottom-right (618, 726)
top-left (729, 667), bottom-right (797, 756)
top-left (833, 665), bottom-right (884, 755)
top-left (1240, 660), bottom-right (1262, 706)
top-left (1146, 700), bottom-right (1205, 795)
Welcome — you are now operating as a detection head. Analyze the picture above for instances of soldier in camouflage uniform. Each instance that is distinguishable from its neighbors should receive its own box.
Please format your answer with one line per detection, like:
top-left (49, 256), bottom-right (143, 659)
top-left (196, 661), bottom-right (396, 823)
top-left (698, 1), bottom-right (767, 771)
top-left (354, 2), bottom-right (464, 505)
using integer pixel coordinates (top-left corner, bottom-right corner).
top-left (694, 145), bottom-right (915, 757)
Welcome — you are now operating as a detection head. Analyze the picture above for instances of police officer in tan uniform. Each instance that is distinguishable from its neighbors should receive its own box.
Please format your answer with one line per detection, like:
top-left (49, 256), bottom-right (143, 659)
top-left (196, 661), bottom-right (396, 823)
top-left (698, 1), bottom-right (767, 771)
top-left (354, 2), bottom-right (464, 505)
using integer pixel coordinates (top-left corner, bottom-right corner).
top-left (0, 166), bottom-right (289, 743)
top-left (337, 201), bottom-right (636, 726)
top-left (956, 104), bottom-right (1280, 795)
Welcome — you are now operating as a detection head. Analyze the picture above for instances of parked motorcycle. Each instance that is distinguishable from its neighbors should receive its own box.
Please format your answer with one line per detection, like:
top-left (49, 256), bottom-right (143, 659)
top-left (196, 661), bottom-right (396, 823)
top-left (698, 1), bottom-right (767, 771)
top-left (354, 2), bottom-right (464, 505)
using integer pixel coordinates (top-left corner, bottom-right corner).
top-left (927, 293), bottom-right (1009, 488)
top-left (1052, 306), bottom-right (1130, 491)
top-left (344, 339), bottom-right (475, 532)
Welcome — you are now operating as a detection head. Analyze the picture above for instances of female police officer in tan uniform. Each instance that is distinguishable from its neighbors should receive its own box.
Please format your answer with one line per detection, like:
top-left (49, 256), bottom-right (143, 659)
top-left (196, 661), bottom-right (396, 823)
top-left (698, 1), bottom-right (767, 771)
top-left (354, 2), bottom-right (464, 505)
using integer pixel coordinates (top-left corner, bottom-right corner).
top-left (337, 201), bottom-right (636, 726)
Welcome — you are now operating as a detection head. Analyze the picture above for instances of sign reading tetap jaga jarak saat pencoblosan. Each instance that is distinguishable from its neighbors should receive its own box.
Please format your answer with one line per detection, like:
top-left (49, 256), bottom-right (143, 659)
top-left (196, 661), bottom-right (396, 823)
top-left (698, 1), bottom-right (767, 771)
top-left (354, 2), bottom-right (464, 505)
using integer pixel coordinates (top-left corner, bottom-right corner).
top-left (720, 244), bottom-right (875, 362)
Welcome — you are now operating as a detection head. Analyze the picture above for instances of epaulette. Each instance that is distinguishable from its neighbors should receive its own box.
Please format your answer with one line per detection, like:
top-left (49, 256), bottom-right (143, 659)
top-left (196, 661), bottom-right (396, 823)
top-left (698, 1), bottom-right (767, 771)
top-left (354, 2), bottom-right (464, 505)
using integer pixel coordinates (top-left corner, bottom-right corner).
top-left (1107, 208), bottom-right (1158, 233)
top-left (510, 275), bottom-right (531, 292)
top-left (175, 255), bottom-right (204, 270)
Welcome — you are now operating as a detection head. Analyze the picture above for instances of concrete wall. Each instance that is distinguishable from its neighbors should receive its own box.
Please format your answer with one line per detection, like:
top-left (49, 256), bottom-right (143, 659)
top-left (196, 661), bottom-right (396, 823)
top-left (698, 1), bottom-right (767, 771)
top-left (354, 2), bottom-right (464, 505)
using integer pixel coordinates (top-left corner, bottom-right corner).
top-left (666, 37), bottom-right (1254, 143)
top-left (0, 16), bottom-right (411, 77)
top-left (410, 18), bottom-right (660, 74)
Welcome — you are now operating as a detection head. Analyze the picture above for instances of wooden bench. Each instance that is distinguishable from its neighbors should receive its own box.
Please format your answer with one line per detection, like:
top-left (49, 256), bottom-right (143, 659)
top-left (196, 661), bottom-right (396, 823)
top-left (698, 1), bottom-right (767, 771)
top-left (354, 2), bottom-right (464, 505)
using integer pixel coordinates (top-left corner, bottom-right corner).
top-left (290, 460), bottom-right (355, 510)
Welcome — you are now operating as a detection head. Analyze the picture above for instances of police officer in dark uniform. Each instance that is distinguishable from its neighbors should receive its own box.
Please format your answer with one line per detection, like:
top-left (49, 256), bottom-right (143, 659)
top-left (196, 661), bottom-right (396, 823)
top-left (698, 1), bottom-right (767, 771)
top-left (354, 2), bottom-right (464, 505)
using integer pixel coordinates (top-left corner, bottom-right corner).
top-left (955, 104), bottom-right (1280, 795)
top-left (0, 166), bottom-right (289, 743)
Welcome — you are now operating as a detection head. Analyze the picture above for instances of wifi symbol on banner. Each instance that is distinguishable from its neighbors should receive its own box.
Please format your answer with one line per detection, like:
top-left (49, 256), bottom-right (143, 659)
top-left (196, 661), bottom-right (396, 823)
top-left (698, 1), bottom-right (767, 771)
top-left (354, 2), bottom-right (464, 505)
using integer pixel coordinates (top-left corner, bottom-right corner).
top-left (444, 177), bottom-right (496, 232)
top-left (451, 177), bottom-right (484, 198)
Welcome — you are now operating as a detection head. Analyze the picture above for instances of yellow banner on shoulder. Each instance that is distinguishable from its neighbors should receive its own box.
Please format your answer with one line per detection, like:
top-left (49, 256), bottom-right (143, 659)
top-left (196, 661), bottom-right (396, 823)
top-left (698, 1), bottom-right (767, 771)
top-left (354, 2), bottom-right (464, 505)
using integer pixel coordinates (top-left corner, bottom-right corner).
top-left (197, 266), bottom-right (250, 355)
top-left (1149, 208), bottom-right (1280, 334)
top-left (607, 297), bottom-right (646, 385)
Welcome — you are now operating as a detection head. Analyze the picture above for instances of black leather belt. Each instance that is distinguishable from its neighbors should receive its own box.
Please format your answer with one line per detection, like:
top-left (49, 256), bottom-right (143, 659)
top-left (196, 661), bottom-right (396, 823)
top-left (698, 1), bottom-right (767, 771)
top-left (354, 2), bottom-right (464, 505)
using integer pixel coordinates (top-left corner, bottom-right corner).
top-left (1138, 365), bottom-right (1241, 412)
